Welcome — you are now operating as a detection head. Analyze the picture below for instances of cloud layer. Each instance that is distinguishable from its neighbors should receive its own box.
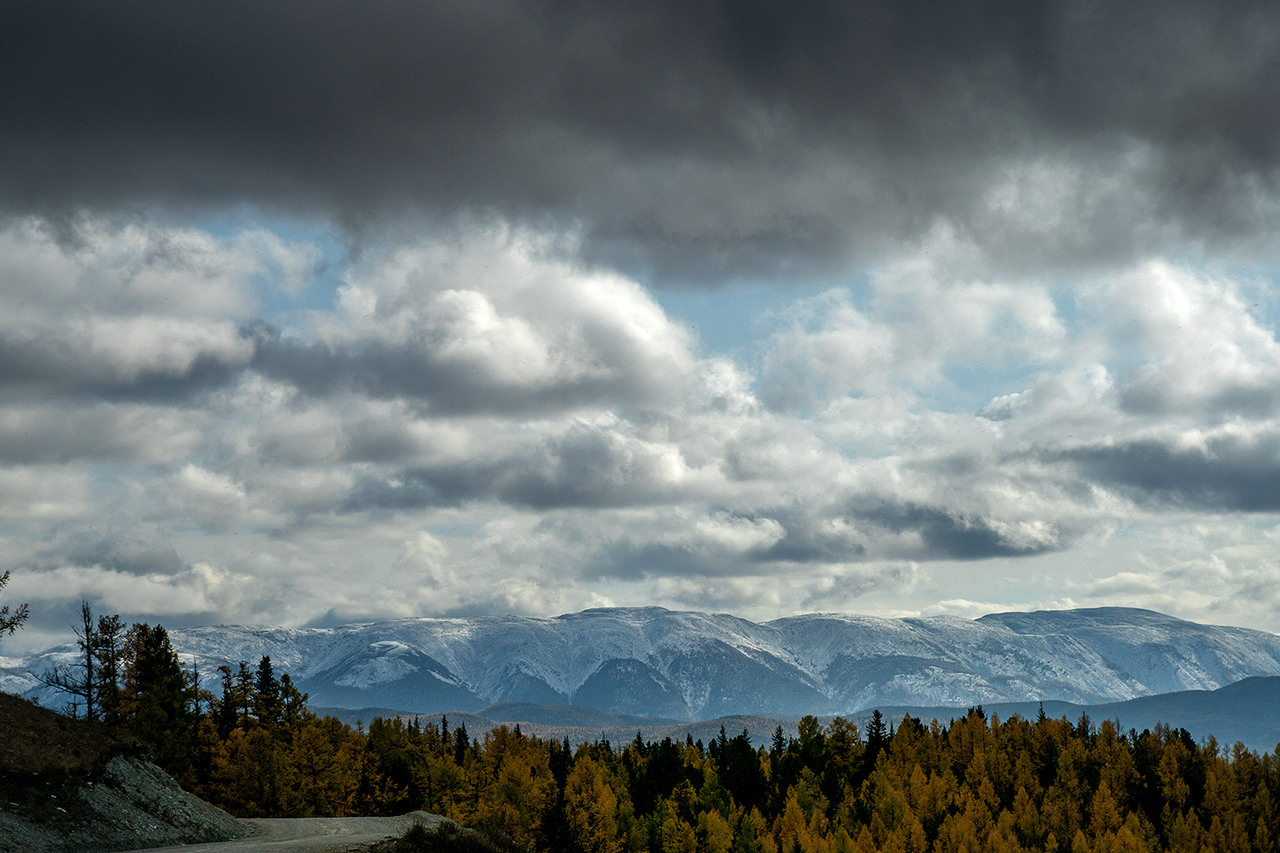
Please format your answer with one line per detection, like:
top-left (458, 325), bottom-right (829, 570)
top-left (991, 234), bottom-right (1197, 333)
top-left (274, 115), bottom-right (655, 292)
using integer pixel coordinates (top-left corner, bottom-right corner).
top-left (3, 214), bottom-right (1280, 648)
top-left (4, 1), bottom-right (1280, 279)
top-left (5, 3), bottom-right (1280, 647)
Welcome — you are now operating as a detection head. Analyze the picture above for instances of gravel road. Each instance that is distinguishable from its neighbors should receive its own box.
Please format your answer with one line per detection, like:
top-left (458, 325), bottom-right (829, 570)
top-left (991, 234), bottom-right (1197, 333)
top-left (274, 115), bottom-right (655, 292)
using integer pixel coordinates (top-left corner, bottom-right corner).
top-left (117, 811), bottom-right (451, 853)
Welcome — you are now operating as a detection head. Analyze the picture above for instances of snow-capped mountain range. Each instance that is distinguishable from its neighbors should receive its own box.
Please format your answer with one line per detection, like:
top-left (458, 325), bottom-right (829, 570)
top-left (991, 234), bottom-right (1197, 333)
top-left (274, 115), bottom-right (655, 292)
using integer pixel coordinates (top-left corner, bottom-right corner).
top-left (6, 606), bottom-right (1280, 721)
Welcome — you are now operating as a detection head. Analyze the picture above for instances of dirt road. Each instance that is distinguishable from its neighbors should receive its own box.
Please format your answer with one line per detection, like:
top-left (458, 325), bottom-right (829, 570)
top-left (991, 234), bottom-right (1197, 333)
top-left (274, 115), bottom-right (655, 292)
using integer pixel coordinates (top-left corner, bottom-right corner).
top-left (117, 811), bottom-right (450, 853)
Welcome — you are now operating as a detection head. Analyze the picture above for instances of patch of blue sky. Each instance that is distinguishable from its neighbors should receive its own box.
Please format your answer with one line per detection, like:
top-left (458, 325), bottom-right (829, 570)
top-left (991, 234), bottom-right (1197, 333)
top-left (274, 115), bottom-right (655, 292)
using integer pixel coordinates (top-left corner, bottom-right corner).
top-left (1141, 255), bottom-right (1280, 343)
top-left (1221, 263), bottom-right (1280, 334)
top-left (1047, 284), bottom-right (1081, 332)
top-left (651, 276), bottom-right (867, 362)
top-left (186, 206), bottom-right (348, 323)
top-left (936, 362), bottom-right (1053, 415)
top-left (921, 287), bottom-right (1081, 413)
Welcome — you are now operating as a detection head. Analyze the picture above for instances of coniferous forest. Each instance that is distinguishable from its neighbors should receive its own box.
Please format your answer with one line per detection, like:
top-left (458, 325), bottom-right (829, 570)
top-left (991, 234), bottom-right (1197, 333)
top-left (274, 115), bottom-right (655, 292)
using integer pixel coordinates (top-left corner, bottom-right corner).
top-left (35, 614), bottom-right (1280, 853)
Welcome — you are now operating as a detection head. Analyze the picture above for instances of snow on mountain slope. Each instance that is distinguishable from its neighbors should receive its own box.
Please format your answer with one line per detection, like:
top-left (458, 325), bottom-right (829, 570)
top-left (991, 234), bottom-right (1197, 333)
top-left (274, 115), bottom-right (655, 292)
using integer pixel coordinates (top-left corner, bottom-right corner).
top-left (978, 608), bottom-right (1280, 694)
top-left (6, 606), bottom-right (1280, 720)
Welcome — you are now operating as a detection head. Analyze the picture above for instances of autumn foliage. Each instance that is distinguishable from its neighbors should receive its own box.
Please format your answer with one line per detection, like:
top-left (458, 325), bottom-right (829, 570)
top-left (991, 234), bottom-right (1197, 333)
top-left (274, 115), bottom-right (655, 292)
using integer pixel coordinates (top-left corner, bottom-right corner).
top-left (164, 661), bottom-right (1280, 853)
top-left (62, 621), bottom-right (1280, 853)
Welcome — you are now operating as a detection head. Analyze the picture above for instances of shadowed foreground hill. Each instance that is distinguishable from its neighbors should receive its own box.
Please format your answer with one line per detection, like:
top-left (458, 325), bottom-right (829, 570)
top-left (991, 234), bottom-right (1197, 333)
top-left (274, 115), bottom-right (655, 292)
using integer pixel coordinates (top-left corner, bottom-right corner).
top-left (0, 691), bottom-right (245, 853)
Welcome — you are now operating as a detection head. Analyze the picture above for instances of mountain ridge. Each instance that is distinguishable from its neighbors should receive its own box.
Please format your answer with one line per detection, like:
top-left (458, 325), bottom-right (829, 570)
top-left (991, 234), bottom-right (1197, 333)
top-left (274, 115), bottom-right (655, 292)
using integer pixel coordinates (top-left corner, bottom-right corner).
top-left (6, 606), bottom-right (1280, 721)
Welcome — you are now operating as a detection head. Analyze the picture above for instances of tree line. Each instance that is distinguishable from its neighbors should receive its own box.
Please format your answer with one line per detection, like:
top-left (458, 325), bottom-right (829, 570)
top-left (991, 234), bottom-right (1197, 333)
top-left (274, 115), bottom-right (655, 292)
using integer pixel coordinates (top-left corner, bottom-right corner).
top-left (30, 606), bottom-right (1280, 853)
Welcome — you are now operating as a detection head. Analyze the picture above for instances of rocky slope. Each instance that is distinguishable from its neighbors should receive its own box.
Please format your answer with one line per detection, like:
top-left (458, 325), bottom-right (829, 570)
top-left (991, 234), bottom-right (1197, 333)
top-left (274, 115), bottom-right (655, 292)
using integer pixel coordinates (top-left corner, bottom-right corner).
top-left (0, 692), bottom-right (245, 853)
top-left (8, 606), bottom-right (1280, 720)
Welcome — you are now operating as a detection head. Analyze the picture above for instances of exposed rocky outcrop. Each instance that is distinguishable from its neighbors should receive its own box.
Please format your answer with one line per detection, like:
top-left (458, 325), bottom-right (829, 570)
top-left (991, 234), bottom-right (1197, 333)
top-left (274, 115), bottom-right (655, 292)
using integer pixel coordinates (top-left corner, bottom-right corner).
top-left (0, 691), bottom-right (247, 853)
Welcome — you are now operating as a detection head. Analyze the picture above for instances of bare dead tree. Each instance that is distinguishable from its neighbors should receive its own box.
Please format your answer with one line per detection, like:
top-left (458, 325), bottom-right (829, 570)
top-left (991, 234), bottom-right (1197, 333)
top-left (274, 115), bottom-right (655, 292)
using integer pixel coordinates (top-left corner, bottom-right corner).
top-left (36, 601), bottom-right (102, 720)
top-left (0, 570), bottom-right (28, 639)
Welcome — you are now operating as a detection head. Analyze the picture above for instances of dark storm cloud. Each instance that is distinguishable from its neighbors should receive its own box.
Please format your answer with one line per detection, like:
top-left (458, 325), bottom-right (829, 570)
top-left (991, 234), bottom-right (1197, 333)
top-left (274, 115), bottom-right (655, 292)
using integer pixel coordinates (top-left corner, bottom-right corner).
top-left (1064, 434), bottom-right (1280, 511)
top-left (735, 501), bottom-right (1065, 563)
top-left (861, 503), bottom-right (1063, 559)
top-left (0, 334), bottom-right (250, 402)
top-left (254, 331), bottom-right (664, 416)
top-left (5, 0), bottom-right (1280, 278)
top-left (19, 533), bottom-right (188, 578)
top-left (343, 427), bottom-right (685, 511)
top-left (1117, 369), bottom-right (1280, 419)
top-left (553, 499), bottom-right (1054, 578)
top-left (61, 534), bottom-right (188, 578)
top-left (342, 467), bottom-right (490, 512)
top-left (592, 534), bottom-right (822, 580)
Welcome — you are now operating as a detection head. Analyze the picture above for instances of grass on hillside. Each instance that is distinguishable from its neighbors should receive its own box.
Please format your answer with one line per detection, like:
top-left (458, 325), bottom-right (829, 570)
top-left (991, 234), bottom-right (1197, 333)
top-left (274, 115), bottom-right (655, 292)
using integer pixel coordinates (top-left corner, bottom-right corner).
top-left (0, 690), bottom-right (143, 776)
top-left (0, 690), bottom-right (147, 829)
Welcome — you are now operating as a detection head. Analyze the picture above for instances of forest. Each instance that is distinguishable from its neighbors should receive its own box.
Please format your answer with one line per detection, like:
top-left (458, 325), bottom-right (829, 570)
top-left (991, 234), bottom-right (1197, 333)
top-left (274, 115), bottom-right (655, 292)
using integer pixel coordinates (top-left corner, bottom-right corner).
top-left (30, 610), bottom-right (1280, 853)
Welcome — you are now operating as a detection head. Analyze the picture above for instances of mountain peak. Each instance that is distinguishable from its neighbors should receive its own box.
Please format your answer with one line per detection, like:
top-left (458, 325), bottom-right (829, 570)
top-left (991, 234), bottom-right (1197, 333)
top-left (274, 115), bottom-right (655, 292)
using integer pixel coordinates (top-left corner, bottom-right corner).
top-left (8, 606), bottom-right (1280, 720)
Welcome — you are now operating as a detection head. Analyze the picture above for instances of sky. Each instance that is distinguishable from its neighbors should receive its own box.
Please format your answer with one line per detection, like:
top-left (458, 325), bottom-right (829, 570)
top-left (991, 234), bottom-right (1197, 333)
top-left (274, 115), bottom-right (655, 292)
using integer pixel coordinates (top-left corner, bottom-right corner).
top-left (5, 0), bottom-right (1280, 651)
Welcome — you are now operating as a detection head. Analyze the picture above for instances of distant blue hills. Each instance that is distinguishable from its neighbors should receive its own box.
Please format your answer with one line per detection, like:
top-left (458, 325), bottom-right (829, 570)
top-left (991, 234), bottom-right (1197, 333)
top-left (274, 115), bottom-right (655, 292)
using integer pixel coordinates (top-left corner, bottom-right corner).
top-left (875, 674), bottom-right (1280, 753)
top-left (315, 674), bottom-right (1280, 755)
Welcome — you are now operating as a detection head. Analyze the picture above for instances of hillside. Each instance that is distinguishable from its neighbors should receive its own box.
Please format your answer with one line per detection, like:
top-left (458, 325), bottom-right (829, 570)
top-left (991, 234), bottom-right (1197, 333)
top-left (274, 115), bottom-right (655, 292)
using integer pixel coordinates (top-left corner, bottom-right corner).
top-left (0, 692), bottom-right (245, 853)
